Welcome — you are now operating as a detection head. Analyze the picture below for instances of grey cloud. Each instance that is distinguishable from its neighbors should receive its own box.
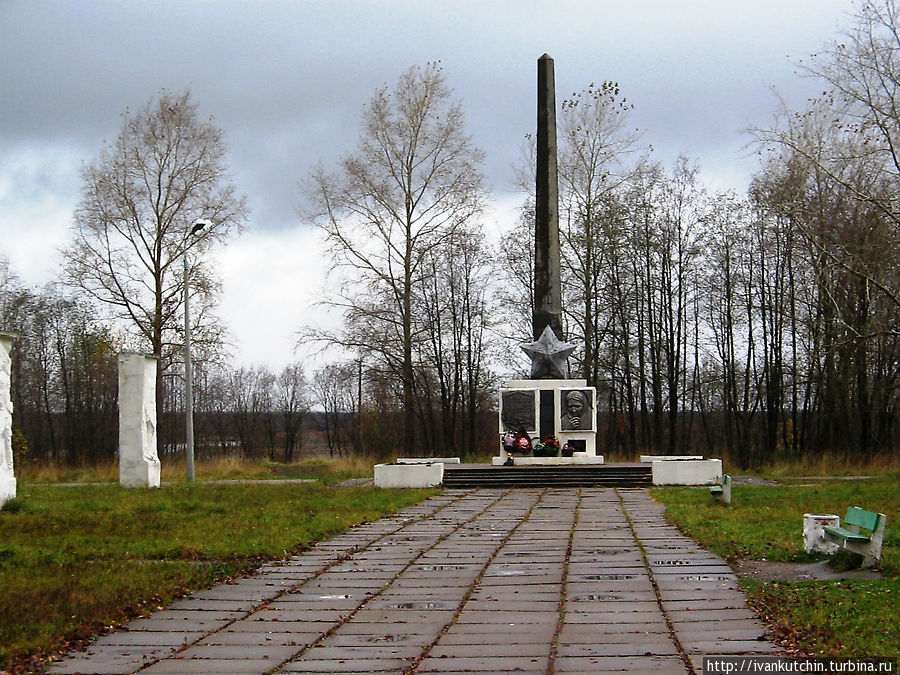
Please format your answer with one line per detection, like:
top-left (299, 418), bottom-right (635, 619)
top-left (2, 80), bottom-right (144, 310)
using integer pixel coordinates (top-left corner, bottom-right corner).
top-left (2, 0), bottom-right (851, 239)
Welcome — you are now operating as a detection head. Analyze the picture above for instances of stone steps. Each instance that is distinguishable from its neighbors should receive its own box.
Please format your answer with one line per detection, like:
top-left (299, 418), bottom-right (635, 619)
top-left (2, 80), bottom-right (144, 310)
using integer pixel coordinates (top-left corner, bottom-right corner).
top-left (442, 464), bottom-right (652, 489)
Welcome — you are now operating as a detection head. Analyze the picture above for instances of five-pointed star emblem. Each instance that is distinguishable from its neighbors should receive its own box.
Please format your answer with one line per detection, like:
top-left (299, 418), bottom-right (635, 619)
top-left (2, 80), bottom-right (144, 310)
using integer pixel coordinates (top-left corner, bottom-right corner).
top-left (520, 325), bottom-right (576, 379)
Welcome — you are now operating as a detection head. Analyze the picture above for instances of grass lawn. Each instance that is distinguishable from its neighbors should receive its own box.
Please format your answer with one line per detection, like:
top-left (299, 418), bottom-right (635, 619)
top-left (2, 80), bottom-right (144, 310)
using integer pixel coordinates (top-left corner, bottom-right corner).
top-left (0, 466), bottom-right (434, 672)
top-left (653, 473), bottom-right (900, 658)
top-left (16, 456), bottom-right (377, 486)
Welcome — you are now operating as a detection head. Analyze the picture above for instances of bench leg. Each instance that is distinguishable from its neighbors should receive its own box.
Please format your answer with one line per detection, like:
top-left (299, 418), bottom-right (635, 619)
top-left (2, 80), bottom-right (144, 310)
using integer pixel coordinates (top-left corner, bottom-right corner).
top-left (825, 537), bottom-right (882, 568)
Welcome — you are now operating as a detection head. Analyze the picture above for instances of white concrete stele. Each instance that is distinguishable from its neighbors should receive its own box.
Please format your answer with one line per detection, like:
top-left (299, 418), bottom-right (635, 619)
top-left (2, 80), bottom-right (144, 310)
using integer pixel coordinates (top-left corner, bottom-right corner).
top-left (0, 332), bottom-right (18, 507)
top-left (497, 379), bottom-right (600, 464)
top-left (118, 353), bottom-right (161, 488)
top-left (651, 459), bottom-right (722, 485)
top-left (803, 514), bottom-right (841, 555)
top-left (375, 462), bottom-right (444, 488)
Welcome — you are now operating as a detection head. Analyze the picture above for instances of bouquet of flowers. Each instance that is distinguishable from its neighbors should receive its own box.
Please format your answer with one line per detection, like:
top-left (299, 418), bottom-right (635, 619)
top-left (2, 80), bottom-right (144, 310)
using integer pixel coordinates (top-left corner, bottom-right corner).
top-left (535, 435), bottom-right (560, 456)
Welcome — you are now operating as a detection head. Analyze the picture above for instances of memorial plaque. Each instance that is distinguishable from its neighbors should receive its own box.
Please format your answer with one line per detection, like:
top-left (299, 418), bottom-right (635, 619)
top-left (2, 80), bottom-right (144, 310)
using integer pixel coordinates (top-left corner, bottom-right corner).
top-left (500, 389), bottom-right (536, 431)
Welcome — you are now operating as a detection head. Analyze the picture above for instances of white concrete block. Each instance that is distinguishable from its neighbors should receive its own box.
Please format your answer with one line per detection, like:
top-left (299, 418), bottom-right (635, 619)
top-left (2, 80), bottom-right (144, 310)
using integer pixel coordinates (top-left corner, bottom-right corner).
top-left (118, 353), bottom-right (160, 488)
top-left (374, 462), bottom-right (444, 488)
top-left (0, 332), bottom-right (17, 507)
top-left (803, 514), bottom-right (841, 555)
top-left (652, 458), bottom-right (722, 485)
top-left (396, 457), bottom-right (460, 464)
top-left (640, 455), bottom-right (703, 463)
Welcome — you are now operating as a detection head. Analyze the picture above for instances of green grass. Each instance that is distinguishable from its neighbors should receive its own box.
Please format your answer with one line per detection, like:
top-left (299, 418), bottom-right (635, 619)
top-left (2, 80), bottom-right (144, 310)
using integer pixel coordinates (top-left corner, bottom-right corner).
top-left (741, 579), bottom-right (900, 657)
top-left (654, 474), bottom-right (900, 657)
top-left (16, 455), bottom-right (378, 486)
top-left (0, 480), bottom-right (434, 670)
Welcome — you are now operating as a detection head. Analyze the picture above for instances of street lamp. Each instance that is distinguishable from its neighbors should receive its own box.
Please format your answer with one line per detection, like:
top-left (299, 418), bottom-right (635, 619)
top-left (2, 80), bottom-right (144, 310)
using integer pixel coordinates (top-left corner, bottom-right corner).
top-left (184, 219), bottom-right (211, 482)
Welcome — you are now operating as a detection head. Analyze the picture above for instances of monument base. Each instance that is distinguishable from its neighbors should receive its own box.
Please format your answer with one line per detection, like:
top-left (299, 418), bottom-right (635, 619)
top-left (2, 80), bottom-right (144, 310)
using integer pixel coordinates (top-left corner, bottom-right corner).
top-left (120, 458), bottom-right (161, 489)
top-left (0, 473), bottom-right (16, 506)
top-left (492, 455), bottom-right (604, 466)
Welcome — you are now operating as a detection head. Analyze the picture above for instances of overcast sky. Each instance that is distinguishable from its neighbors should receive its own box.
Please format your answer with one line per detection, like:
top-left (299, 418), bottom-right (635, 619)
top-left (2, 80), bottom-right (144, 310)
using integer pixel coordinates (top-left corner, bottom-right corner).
top-left (0, 0), bottom-right (854, 371)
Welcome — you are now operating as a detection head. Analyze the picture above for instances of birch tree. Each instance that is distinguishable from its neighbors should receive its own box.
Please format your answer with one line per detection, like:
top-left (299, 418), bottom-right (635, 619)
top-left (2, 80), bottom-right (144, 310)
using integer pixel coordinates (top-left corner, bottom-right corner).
top-left (64, 89), bottom-right (247, 414)
top-left (303, 63), bottom-right (486, 454)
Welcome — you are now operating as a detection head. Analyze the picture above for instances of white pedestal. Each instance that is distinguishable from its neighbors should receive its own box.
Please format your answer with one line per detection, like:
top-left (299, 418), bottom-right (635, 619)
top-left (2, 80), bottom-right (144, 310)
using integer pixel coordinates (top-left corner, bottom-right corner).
top-left (651, 459), bottom-right (722, 485)
top-left (118, 353), bottom-right (160, 488)
top-left (640, 455), bottom-right (704, 462)
top-left (374, 462), bottom-right (444, 488)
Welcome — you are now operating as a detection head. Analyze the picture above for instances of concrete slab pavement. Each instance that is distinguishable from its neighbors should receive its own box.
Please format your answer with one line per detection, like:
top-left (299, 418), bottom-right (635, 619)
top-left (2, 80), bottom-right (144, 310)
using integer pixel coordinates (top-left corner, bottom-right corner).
top-left (47, 489), bottom-right (778, 674)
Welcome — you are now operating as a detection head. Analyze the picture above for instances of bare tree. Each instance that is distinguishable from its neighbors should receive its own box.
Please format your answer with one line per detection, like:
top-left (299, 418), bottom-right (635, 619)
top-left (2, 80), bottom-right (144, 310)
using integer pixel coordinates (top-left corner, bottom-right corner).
top-left (558, 82), bottom-right (641, 385)
top-left (755, 0), bottom-right (900, 317)
top-left (302, 63), bottom-right (487, 454)
top-left (277, 362), bottom-right (309, 463)
top-left (417, 223), bottom-right (496, 454)
top-left (311, 362), bottom-right (355, 457)
top-left (226, 365), bottom-right (275, 459)
top-left (496, 204), bottom-right (536, 376)
top-left (63, 89), bottom-right (248, 419)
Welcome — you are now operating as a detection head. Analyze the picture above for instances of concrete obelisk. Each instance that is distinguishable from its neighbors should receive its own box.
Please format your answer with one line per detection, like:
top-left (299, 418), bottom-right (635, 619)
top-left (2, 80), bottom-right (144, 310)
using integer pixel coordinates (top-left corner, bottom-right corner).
top-left (496, 55), bottom-right (599, 464)
top-left (534, 53), bottom-right (563, 343)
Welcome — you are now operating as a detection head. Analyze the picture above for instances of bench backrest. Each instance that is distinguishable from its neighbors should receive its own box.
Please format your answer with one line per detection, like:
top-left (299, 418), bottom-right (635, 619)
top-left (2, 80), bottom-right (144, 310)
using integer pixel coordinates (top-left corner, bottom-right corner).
top-left (845, 506), bottom-right (882, 533)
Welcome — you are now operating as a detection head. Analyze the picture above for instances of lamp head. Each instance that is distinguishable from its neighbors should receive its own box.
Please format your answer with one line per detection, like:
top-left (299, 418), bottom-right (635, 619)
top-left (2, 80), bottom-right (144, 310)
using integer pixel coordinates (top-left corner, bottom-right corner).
top-left (190, 219), bottom-right (212, 235)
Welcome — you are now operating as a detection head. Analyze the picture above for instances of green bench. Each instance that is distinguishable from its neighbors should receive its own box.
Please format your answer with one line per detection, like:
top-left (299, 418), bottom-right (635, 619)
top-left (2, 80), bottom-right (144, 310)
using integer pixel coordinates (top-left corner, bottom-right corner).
top-left (710, 474), bottom-right (731, 504)
top-left (822, 506), bottom-right (887, 568)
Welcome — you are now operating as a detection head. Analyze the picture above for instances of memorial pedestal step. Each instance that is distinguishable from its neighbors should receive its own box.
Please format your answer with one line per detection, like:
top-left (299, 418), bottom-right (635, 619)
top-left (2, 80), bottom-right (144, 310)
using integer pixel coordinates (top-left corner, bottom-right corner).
top-left (442, 463), bottom-right (651, 489)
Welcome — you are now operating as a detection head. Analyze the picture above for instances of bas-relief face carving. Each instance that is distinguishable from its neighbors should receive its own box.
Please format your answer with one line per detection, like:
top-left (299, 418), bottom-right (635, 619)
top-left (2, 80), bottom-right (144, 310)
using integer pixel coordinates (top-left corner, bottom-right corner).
top-left (560, 389), bottom-right (592, 431)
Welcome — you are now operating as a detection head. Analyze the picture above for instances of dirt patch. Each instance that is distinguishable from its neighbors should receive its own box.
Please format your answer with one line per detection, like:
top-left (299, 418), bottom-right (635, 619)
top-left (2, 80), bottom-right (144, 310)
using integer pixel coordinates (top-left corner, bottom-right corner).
top-left (792, 475), bottom-right (875, 480)
top-left (334, 477), bottom-right (374, 488)
top-left (733, 559), bottom-right (883, 582)
top-left (731, 475), bottom-right (779, 486)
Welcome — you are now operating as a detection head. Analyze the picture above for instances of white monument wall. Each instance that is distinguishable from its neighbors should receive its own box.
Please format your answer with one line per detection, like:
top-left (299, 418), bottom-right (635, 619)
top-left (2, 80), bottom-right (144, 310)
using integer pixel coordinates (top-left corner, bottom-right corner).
top-left (497, 379), bottom-right (599, 463)
top-left (0, 333), bottom-right (17, 506)
top-left (118, 353), bottom-right (160, 488)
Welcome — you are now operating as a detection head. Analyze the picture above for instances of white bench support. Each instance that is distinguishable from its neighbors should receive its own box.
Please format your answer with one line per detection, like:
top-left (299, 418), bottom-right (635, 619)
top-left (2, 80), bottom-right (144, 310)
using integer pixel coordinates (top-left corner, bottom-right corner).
top-left (822, 507), bottom-right (886, 569)
top-left (710, 474), bottom-right (731, 505)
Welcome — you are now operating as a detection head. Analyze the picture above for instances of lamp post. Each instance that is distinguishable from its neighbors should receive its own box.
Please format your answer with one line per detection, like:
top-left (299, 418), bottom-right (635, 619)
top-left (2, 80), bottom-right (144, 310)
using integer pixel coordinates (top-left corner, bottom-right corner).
top-left (184, 219), bottom-right (210, 482)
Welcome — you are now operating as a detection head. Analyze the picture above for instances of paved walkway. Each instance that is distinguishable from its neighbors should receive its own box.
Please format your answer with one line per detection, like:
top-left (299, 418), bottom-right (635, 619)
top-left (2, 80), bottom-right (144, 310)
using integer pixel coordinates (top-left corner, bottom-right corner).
top-left (48, 488), bottom-right (777, 674)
